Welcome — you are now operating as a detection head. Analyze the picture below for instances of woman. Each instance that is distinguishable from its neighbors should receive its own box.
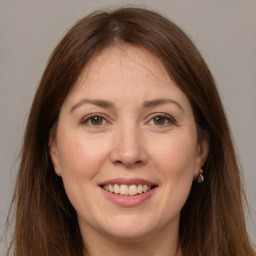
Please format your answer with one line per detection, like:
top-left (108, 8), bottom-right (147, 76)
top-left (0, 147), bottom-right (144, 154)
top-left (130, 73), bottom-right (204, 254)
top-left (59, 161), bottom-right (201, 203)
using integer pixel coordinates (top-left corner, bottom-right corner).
top-left (5, 7), bottom-right (255, 256)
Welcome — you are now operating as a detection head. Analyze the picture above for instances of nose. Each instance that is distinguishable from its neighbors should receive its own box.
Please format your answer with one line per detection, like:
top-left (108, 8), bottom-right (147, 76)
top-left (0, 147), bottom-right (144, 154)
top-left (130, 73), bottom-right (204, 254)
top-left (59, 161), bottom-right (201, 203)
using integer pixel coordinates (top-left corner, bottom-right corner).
top-left (110, 125), bottom-right (148, 168)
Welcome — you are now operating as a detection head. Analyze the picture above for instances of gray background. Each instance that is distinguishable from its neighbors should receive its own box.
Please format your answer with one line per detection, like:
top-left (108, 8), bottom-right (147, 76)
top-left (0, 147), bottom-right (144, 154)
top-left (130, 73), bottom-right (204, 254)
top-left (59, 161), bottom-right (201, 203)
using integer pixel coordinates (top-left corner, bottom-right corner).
top-left (1, 0), bottom-right (255, 251)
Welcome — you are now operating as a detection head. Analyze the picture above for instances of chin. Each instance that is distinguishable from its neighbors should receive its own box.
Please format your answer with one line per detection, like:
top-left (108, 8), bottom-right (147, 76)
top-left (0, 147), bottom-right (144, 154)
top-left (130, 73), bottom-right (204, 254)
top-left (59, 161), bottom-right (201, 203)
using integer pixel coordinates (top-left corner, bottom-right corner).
top-left (97, 214), bottom-right (163, 242)
top-left (104, 227), bottom-right (154, 242)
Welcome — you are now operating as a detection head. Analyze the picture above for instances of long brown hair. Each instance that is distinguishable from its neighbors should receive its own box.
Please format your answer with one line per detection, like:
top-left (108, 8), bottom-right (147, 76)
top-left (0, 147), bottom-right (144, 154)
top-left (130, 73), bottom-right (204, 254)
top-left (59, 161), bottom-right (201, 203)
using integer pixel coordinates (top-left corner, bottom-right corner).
top-left (5, 7), bottom-right (255, 256)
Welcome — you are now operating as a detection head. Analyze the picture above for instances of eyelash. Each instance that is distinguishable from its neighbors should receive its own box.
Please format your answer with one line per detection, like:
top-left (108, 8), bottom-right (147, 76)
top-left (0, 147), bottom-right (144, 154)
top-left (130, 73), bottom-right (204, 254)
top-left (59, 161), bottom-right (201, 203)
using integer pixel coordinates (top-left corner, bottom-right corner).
top-left (80, 113), bottom-right (176, 127)
top-left (148, 113), bottom-right (176, 126)
top-left (80, 114), bottom-right (108, 126)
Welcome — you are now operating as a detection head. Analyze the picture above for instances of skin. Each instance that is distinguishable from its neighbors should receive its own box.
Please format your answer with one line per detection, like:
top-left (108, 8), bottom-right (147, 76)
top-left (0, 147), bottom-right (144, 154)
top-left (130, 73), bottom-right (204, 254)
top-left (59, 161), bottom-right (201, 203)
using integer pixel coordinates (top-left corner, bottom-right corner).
top-left (50, 45), bottom-right (209, 256)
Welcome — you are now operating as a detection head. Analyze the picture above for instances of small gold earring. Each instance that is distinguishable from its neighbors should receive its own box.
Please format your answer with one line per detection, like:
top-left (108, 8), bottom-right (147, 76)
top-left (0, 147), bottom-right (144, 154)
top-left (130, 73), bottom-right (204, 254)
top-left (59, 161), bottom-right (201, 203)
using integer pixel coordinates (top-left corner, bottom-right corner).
top-left (195, 169), bottom-right (204, 183)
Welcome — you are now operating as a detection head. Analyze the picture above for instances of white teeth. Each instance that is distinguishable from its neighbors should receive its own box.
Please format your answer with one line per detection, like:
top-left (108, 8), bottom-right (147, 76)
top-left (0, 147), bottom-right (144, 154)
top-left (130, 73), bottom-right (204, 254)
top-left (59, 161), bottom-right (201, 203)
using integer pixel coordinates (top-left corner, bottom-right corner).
top-left (103, 184), bottom-right (153, 196)
top-left (137, 184), bottom-right (143, 194)
top-left (113, 184), bottom-right (120, 194)
top-left (109, 184), bottom-right (114, 193)
top-left (120, 184), bottom-right (129, 195)
top-left (129, 185), bottom-right (137, 196)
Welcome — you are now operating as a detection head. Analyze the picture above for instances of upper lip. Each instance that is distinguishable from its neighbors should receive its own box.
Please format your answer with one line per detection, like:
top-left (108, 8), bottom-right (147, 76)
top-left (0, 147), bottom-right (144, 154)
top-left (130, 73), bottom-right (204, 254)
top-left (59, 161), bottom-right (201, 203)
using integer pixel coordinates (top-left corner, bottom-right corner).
top-left (98, 178), bottom-right (157, 186)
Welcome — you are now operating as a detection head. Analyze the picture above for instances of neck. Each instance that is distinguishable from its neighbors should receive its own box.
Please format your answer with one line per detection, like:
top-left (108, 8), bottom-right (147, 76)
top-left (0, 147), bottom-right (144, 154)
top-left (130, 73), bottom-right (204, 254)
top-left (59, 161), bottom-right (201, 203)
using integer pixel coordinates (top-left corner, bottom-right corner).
top-left (81, 223), bottom-right (182, 256)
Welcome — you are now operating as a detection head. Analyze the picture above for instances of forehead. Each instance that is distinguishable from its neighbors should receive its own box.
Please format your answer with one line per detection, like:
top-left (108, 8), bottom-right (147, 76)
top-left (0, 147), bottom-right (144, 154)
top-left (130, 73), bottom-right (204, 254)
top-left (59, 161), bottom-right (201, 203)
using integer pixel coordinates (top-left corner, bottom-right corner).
top-left (57, 44), bottom-right (196, 128)
top-left (74, 45), bottom-right (172, 91)
top-left (62, 44), bottom-right (192, 114)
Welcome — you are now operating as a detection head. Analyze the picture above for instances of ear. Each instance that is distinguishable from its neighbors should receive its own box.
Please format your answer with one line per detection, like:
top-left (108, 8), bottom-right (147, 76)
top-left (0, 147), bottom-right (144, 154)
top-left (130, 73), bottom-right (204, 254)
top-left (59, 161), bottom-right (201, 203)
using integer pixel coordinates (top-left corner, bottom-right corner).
top-left (193, 130), bottom-right (210, 179)
top-left (48, 134), bottom-right (62, 177)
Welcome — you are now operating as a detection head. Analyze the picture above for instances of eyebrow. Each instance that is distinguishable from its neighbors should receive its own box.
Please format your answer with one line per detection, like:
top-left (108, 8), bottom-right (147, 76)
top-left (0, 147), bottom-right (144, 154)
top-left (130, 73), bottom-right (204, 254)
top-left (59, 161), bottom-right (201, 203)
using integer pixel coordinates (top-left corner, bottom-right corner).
top-left (69, 99), bottom-right (114, 113)
top-left (69, 98), bottom-right (184, 113)
top-left (143, 98), bottom-right (184, 112)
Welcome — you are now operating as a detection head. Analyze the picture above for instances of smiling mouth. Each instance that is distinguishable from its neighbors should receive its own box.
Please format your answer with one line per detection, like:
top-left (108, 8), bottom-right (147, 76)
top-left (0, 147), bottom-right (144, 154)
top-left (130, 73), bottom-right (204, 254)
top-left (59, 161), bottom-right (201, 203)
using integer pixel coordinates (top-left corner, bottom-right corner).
top-left (101, 184), bottom-right (157, 196)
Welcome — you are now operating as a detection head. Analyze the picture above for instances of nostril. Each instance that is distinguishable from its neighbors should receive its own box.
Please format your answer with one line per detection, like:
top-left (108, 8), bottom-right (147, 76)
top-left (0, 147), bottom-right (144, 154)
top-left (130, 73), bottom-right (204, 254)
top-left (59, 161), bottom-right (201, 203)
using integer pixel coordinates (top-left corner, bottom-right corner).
top-left (113, 159), bottom-right (144, 168)
top-left (110, 145), bottom-right (148, 167)
top-left (114, 160), bottom-right (123, 165)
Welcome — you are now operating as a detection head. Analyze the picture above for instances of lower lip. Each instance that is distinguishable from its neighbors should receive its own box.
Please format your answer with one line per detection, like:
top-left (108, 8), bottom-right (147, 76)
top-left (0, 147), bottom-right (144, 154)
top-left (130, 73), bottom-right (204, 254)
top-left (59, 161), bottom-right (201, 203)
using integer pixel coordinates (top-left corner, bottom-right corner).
top-left (100, 187), bottom-right (156, 207)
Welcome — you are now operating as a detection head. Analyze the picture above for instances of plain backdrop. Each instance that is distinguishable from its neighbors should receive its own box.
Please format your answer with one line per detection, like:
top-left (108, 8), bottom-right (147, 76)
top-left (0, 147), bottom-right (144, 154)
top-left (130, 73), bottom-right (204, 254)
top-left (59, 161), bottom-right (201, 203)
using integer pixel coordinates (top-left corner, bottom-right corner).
top-left (0, 0), bottom-right (255, 251)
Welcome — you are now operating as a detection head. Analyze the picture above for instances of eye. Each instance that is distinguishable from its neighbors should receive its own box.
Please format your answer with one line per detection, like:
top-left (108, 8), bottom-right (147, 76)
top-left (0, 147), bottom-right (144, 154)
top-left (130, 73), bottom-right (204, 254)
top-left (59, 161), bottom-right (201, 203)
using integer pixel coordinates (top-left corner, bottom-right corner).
top-left (81, 115), bottom-right (107, 126)
top-left (149, 114), bottom-right (175, 126)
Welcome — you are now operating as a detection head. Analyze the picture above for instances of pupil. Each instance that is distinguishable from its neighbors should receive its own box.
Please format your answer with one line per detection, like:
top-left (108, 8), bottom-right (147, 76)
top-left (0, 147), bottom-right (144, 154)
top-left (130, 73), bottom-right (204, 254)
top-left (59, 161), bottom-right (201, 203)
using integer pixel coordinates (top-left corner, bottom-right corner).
top-left (154, 116), bottom-right (165, 125)
top-left (92, 116), bottom-right (102, 125)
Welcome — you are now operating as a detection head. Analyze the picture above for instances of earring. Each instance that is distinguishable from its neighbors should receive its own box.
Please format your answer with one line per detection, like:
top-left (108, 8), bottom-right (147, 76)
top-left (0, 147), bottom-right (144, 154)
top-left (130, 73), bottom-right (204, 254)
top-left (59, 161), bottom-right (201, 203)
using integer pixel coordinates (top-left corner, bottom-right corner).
top-left (195, 169), bottom-right (204, 183)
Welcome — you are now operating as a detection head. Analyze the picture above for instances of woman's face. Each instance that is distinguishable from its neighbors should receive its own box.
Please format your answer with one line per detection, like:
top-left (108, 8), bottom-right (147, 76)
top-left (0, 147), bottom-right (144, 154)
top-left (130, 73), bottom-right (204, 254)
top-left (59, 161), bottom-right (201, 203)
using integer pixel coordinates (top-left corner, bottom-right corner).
top-left (50, 45), bottom-right (209, 242)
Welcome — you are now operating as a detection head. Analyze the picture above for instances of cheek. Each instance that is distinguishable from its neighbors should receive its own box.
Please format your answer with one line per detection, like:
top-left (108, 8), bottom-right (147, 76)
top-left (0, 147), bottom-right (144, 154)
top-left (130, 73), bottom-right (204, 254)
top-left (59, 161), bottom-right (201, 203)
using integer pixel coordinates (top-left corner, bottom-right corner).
top-left (57, 132), bottom-right (110, 178)
top-left (151, 133), bottom-right (197, 178)
top-left (55, 132), bottom-right (111, 212)
top-left (54, 134), bottom-right (112, 219)
top-left (150, 133), bottom-right (196, 211)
